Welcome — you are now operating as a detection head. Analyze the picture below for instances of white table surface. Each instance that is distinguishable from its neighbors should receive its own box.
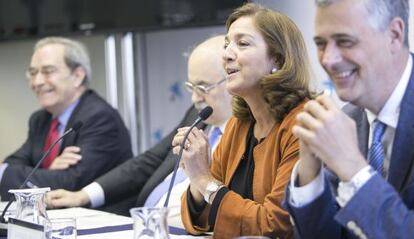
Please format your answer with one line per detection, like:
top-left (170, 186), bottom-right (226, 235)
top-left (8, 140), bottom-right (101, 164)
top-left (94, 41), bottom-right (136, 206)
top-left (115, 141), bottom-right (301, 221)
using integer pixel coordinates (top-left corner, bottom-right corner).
top-left (47, 207), bottom-right (204, 239)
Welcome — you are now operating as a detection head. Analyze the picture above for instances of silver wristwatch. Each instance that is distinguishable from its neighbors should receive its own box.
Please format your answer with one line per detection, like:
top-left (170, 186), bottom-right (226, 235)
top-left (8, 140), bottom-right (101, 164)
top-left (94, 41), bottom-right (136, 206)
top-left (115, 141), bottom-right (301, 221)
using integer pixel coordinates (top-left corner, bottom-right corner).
top-left (203, 181), bottom-right (224, 204)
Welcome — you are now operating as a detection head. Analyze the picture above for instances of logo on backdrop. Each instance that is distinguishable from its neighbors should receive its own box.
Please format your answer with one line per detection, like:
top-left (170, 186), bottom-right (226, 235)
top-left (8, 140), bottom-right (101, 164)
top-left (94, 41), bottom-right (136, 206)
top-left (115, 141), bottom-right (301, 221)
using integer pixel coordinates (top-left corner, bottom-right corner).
top-left (169, 82), bottom-right (183, 102)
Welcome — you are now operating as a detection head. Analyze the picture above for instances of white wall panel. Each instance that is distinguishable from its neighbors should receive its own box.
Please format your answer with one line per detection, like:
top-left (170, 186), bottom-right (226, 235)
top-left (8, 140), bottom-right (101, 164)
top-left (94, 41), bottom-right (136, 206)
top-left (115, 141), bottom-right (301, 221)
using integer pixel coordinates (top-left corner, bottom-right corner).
top-left (141, 26), bottom-right (225, 148)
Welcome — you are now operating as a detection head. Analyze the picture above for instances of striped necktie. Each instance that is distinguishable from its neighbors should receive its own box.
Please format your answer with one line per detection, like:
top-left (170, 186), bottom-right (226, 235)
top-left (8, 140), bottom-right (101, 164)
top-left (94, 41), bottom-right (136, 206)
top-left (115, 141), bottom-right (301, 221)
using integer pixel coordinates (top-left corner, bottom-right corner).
top-left (368, 120), bottom-right (387, 176)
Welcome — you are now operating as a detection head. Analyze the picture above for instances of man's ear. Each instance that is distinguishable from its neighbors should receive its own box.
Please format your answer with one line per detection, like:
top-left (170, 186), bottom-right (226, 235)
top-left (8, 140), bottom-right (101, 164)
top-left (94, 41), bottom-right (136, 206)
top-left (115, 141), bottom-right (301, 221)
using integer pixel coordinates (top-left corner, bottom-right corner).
top-left (388, 17), bottom-right (405, 52)
top-left (72, 66), bottom-right (86, 87)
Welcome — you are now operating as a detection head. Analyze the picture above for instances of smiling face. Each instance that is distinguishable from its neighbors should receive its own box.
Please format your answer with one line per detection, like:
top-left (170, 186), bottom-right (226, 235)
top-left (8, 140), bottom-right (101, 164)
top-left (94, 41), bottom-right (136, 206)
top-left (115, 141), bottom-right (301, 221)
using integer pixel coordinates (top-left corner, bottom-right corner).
top-left (223, 16), bottom-right (276, 98)
top-left (314, 0), bottom-right (398, 110)
top-left (28, 44), bottom-right (86, 116)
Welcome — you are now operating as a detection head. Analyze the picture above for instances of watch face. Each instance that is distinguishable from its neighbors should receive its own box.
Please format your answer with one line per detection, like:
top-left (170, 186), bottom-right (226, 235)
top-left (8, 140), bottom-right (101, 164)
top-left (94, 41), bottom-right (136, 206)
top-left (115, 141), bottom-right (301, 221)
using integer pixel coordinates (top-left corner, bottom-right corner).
top-left (206, 182), bottom-right (219, 191)
top-left (204, 181), bottom-right (221, 203)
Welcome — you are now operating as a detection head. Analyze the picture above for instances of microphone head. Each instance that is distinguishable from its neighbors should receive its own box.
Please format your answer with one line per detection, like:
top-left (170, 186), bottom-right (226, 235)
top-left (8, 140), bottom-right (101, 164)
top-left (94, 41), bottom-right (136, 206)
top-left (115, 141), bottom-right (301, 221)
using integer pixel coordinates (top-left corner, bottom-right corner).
top-left (71, 122), bottom-right (83, 132)
top-left (198, 106), bottom-right (213, 120)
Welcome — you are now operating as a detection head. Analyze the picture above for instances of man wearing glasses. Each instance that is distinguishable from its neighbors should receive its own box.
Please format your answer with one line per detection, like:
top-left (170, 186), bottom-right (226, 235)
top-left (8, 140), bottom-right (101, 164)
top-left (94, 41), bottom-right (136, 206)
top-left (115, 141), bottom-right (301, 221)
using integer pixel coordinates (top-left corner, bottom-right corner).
top-left (46, 35), bottom-right (232, 229)
top-left (185, 79), bottom-right (226, 95)
top-left (0, 37), bottom-right (133, 200)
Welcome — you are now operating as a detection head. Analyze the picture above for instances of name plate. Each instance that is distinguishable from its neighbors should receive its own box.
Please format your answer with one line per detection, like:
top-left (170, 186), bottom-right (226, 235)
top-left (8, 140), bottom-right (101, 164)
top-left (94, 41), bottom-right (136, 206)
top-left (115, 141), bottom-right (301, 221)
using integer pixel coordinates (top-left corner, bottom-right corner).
top-left (8, 218), bottom-right (44, 239)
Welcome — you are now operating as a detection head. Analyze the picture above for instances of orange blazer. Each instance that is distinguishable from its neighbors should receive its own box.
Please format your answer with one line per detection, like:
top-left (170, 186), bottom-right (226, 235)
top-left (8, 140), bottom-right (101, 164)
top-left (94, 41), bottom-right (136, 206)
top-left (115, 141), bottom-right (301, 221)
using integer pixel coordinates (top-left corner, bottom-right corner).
top-left (181, 102), bottom-right (304, 238)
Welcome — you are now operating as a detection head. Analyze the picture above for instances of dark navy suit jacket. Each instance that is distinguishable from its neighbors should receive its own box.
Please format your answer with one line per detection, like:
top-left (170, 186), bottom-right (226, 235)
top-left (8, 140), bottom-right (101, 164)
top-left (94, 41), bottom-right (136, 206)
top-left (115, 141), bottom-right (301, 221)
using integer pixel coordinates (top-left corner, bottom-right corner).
top-left (0, 90), bottom-right (133, 200)
top-left (95, 106), bottom-right (204, 216)
top-left (285, 56), bottom-right (414, 239)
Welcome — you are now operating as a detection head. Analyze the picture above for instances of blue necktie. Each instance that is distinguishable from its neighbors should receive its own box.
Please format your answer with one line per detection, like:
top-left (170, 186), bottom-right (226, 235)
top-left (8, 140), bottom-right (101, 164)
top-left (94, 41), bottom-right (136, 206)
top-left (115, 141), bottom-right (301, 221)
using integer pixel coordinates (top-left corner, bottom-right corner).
top-left (144, 127), bottom-right (222, 207)
top-left (208, 127), bottom-right (222, 148)
top-left (368, 120), bottom-right (387, 176)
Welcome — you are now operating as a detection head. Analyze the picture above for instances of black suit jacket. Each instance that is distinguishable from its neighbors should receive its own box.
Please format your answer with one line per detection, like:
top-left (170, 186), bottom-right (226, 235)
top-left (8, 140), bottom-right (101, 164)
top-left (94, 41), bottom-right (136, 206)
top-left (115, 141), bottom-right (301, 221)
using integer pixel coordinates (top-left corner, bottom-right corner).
top-left (96, 106), bottom-right (203, 215)
top-left (1, 89), bottom-right (133, 200)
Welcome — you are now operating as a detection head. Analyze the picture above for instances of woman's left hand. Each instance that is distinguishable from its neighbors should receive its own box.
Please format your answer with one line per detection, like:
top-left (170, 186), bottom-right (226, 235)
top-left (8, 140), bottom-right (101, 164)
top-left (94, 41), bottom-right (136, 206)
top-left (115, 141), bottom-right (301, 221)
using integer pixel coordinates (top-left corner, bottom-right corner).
top-left (172, 127), bottom-right (212, 188)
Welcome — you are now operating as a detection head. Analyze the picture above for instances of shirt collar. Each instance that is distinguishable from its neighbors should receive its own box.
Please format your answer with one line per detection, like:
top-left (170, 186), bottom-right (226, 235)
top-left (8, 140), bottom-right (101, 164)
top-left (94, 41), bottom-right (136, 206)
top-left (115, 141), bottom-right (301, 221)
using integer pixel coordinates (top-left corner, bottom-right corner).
top-left (57, 99), bottom-right (80, 132)
top-left (366, 54), bottom-right (413, 128)
top-left (207, 120), bottom-right (228, 139)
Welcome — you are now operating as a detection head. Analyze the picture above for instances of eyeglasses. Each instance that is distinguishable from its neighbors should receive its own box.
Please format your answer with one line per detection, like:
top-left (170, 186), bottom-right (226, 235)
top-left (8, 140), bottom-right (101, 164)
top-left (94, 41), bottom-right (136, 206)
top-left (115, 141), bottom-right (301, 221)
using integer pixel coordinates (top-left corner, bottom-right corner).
top-left (25, 66), bottom-right (59, 80)
top-left (184, 79), bottom-right (226, 94)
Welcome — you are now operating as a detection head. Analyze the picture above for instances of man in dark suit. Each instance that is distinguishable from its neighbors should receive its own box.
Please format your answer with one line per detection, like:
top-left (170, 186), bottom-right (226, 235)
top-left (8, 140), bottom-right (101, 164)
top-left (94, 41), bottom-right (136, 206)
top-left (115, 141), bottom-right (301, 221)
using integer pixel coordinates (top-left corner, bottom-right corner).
top-left (284, 0), bottom-right (414, 238)
top-left (46, 36), bottom-right (232, 227)
top-left (0, 37), bottom-right (132, 200)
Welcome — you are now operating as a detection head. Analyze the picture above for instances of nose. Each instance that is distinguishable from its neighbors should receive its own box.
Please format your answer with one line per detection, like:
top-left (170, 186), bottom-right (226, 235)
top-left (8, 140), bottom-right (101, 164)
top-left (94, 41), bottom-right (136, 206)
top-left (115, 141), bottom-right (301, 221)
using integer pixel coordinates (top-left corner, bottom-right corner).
top-left (320, 42), bottom-right (342, 70)
top-left (223, 43), bottom-right (236, 64)
top-left (31, 73), bottom-right (45, 88)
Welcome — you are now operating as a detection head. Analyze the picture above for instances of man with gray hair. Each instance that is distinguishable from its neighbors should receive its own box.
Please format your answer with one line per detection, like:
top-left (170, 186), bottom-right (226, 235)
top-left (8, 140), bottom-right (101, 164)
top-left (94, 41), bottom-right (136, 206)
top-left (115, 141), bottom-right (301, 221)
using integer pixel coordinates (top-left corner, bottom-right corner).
top-left (0, 37), bottom-right (132, 200)
top-left (284, 0), bottom-right (413, 238)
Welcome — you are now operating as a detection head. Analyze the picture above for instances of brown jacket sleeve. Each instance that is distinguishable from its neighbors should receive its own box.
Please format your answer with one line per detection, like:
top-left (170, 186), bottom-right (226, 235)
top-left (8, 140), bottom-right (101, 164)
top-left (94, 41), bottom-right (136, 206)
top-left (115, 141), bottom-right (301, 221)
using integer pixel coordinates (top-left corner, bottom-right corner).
top-left (181, 103), bottom-right (304, 238)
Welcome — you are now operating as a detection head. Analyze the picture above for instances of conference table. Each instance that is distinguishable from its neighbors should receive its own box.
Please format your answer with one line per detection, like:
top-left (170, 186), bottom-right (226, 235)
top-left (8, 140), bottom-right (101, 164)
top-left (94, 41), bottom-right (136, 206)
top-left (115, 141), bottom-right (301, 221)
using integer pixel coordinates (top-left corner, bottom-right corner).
top-left (5, 207), bottom-right (204, 239)
top-left (54, 207), bottom-right (204, 239)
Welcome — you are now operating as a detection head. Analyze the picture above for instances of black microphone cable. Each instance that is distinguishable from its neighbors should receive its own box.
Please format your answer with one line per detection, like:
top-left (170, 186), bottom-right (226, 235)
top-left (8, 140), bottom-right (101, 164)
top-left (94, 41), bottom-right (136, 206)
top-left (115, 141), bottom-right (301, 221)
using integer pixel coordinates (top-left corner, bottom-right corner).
top-left (0, 121), bottom-right (83, 223)
top-left (163, 106), bottom-right (213, 207)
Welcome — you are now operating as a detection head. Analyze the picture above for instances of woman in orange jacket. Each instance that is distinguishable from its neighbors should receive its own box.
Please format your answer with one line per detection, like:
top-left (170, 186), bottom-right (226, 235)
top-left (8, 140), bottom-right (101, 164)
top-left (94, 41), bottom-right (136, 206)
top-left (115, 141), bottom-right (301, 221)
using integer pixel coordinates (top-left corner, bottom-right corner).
top-left (172, 3), bottom-right (314, 238)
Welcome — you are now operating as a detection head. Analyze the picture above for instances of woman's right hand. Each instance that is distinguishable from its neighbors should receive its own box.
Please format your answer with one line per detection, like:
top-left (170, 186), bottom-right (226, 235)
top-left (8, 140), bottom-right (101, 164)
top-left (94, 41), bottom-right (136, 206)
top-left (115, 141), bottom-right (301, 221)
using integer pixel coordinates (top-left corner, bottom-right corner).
top-left (172, 127), bottom-right (214, 203)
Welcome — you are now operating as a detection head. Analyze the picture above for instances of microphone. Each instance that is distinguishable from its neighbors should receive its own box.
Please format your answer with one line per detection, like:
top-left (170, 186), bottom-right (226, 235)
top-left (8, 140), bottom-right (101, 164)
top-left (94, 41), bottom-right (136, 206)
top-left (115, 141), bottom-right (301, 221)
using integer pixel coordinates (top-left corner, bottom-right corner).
top-left (163, 106), bottom-right (213, 207)
top-left (0, 121), bottom-right (83, 226)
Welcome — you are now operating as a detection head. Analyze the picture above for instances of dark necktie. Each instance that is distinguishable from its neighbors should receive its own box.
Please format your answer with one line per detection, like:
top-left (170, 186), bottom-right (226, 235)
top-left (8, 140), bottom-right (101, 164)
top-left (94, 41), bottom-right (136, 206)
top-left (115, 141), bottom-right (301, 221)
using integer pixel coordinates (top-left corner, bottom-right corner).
top-left (42, 118), bottom-right (60, 168)
top-left (368, 120), bottom-right (387, 176)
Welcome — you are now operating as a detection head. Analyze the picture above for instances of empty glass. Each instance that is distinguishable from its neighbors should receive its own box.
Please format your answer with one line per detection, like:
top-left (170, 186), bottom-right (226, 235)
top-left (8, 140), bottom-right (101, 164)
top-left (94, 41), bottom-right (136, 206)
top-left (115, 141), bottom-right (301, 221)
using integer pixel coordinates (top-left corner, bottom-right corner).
top-left (44, 218), bottom-right (77, 239)
top-left (130, 207), bottom-right (169, 239)
top-left (8, 187), bottom-right (50, 225)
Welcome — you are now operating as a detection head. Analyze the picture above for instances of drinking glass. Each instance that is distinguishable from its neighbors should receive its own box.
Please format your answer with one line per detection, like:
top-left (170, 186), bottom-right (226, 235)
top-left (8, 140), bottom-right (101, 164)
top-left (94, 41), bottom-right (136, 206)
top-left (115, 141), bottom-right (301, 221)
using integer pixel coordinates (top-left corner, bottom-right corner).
top-left (8, 187), bottom-right (50, 225)
top-left (44, 218), bottom-right (77, 239)
top-left (130, 207), bottom-right (169, 239)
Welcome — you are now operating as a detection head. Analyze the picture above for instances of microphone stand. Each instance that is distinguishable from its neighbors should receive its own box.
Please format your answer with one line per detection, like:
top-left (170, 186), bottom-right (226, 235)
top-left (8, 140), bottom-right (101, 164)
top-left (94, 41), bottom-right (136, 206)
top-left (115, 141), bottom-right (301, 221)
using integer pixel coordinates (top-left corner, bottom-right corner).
top-left (0, 122), bottom-right (82, 229)
top-left (163, 106), bottom-right (212, 207)
top-left (163, 120), bottom-right (199, 208)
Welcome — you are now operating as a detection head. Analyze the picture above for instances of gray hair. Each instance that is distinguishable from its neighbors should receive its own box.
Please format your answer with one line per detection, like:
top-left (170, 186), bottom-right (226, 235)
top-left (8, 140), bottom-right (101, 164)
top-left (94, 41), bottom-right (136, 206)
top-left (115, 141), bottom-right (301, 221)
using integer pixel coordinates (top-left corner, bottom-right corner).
top-left (315, 0), bottom-right (410, 47)
top-left (34, 37), bottom-right (92, 85)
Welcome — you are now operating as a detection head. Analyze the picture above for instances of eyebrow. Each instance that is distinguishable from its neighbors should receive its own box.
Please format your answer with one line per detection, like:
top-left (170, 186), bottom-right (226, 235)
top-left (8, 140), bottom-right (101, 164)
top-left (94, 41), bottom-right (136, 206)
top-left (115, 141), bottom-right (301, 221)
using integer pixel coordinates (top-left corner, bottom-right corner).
top-left (28, 65), bottom-right (56, 70)
top-left (226, 32), bottom-right (255, 41)
top-left (190, 80), bottom-right (209, 85)
top-left (314, 33), bottom-right (359, 41)
top-left (313, 36), bottom-right (324, 42)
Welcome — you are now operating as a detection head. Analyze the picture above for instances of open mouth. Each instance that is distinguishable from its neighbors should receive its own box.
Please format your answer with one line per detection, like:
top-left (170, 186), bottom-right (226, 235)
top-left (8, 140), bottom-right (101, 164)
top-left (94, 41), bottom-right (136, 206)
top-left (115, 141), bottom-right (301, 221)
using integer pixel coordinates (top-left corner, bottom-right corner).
top-left (226, 68), bottom-right (239, 76)
top-left (330, 69), bottom-right (357, 88)
top-left (332, 69), bottom-right (356, 79)
top-left (36, 88), bottom-right (55, 96)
